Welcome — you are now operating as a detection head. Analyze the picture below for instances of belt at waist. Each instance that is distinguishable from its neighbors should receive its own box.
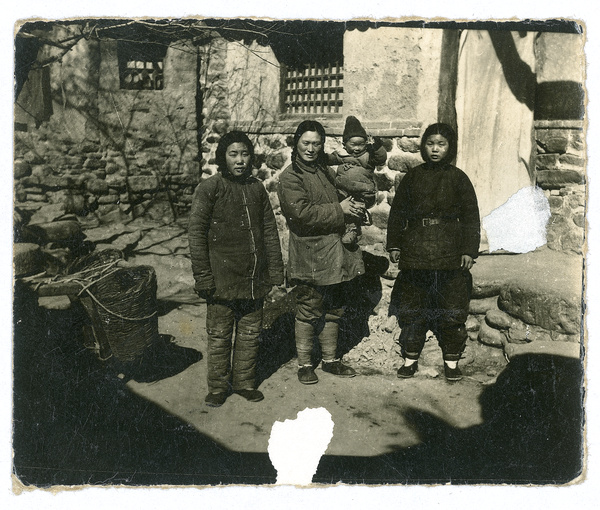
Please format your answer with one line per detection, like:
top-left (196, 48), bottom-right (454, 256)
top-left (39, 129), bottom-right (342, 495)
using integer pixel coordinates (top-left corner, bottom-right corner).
top-left (408, 217), bottom-right (460, 227)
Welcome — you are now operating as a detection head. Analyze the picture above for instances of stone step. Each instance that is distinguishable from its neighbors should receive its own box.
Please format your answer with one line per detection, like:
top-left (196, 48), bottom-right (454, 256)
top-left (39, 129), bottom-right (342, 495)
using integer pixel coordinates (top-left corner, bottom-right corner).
top-left (471, 247), bottom-right (583, 337)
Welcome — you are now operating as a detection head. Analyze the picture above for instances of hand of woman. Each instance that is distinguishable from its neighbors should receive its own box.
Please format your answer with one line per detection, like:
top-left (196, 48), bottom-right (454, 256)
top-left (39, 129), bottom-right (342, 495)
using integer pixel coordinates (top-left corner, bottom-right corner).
top-left (461, 255), bottom-right (474, 270)
top-left (340, 196), bottom-right (365, 218)
top-left (389, 250), bottom-right (401, 264)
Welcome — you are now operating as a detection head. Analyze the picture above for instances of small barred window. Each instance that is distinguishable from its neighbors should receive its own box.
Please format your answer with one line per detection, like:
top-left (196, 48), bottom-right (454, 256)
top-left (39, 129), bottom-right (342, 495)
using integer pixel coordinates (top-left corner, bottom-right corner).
top-left (117, 41), bottom-right (166, 91)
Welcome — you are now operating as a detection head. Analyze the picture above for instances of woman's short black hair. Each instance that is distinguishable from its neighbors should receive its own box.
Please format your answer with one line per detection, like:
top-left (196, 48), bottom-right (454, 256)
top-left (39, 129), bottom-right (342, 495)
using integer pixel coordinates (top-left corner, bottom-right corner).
top-left (420, 122), bottom-right (458, 164)
top-left (292, 120), bottom-right (327, 165)
top-left (215, 131), bottom-right (255, 173)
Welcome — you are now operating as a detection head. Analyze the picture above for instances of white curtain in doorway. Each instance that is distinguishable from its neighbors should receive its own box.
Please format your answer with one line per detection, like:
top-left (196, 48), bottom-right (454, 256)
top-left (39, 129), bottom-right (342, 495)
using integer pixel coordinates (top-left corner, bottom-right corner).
top-left (455, 30), bottom-right (536, 222)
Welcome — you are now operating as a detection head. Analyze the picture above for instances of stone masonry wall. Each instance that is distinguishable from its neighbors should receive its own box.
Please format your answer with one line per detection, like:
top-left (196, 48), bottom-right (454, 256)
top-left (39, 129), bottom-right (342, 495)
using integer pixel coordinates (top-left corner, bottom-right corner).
top-left (535, 121), bottom-right (586, 254)
top-left (14, 35), bottom-right (200, 227)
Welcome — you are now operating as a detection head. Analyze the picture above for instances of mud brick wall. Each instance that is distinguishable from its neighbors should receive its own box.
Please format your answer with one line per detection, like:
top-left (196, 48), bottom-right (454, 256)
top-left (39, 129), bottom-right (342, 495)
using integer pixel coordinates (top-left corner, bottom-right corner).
top-left (535, 121), bottom-right (586, 254)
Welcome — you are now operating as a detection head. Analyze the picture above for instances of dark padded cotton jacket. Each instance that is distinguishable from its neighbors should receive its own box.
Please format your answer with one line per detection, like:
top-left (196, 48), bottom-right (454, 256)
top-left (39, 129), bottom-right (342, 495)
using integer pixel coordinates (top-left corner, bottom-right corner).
top-left (386, 163), bottom-right (480, 270)
top-left (188, 171), bottom-right (284, 300)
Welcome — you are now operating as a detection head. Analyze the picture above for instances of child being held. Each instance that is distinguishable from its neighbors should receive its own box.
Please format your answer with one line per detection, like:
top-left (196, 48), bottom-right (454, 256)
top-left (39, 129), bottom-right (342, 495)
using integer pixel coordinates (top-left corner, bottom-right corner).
top-left (328, 116), bottom-right (387, 247)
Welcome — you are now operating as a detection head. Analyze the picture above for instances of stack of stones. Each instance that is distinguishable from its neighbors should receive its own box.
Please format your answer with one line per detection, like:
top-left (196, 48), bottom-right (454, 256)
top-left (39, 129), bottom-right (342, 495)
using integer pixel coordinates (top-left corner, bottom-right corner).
top-left (464, 272), bottom-right (580, 361)
top-left (13, 130), bottom-right (200, 227)
top-left (535, 121), bottom-right (586, 255)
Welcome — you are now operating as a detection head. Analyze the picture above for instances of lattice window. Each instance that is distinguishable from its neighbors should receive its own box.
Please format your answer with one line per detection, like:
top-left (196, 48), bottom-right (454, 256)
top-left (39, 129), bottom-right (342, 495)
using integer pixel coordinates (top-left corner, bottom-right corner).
top-left (121, 60), bottom-right (164, 90)
top-left (282, 62), bottom-right (343, 114)
top-left (117, 41), bottom-right (166, 91)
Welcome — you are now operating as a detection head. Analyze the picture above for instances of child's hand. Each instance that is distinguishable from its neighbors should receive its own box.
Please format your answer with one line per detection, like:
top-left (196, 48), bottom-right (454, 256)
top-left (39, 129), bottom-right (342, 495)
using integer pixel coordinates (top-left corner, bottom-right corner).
top-left (461, 255), bottom-right (474, 270)
top-left (389, 250), bottom-right (401, 264)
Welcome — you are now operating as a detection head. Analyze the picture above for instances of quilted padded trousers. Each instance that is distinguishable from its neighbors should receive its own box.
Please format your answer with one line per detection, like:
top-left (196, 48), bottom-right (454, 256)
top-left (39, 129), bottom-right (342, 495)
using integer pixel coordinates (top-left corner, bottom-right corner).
top-left (294, 282), bottom-right (347, 366)
top-left (391, 269), bottom-right (471, 362)
top-left (205, 298), bottom-right (263, 393)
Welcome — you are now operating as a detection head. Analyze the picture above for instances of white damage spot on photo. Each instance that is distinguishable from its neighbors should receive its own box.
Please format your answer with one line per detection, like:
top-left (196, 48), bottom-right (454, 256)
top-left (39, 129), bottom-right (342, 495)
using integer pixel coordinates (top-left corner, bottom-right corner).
top-left (482, 186), bottom-right (551, 253)
top-left (268, 407), bottom-right (334, 485)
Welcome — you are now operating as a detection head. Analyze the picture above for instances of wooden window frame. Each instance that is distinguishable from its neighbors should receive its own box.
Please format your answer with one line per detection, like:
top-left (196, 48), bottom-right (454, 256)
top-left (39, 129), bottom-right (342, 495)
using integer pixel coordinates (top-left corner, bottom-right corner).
top-left (281, 62), bottom-right (343, 115)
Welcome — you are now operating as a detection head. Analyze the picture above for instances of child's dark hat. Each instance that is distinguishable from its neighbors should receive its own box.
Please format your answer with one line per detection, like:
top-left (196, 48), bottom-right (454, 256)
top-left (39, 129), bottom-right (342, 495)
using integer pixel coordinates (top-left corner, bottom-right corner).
top-left (343, 116), bottom-right (368, 142)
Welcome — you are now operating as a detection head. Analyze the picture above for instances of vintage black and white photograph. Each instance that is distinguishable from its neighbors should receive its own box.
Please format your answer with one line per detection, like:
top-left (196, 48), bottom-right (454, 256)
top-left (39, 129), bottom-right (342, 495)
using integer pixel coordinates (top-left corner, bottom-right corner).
top-left (7, 1), bottom-right (595, 504)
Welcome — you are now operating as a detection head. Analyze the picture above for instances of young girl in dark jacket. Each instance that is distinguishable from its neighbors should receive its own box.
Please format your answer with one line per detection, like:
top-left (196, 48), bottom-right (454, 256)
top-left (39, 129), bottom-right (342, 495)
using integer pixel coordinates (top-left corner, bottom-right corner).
top-left (188, 131), bottom-right (284, 407)
top-left (387, 123), bottom-right (480, 381)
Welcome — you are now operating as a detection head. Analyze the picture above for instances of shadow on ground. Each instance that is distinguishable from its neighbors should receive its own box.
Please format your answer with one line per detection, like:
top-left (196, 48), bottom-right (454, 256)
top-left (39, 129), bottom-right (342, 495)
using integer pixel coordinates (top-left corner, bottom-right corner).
top-left (315, 353), bottom-right (584, 485)
top-left (13, 283), bottom-right (273, 487)
top-left (13, 279), bottom-right (584, 487)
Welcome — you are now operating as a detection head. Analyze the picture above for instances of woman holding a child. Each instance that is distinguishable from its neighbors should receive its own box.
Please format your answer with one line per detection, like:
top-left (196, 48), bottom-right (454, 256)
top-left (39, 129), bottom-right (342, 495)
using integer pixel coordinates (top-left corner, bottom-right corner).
top-left (278, 120), bottom-right (367, 385)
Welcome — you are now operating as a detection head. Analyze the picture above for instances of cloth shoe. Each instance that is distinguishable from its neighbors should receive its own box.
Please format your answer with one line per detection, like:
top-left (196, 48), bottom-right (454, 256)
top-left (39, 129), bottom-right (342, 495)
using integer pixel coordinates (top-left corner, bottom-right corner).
top-left (205, 392), bottom-right (228, 407)
top-left (322, 360), bottom-right (356, 377)
top-left (298, 366), bottom-right (319, 385)
top-left (444, 364), bottom-right (463, 381)
top-left (235, 389), bottom-right (264, 402)
top-left (397, 361), bottom-right (418, 378)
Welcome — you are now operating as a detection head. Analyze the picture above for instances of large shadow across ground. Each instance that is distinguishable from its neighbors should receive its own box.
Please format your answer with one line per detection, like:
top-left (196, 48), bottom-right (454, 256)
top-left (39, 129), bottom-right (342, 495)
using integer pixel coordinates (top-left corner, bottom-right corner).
top-left (12, 282), bottom-right (275, 487)
top-left (13, 280), bottom-right (584, 487)
top-left (315, 353), bottom-right (584, 485)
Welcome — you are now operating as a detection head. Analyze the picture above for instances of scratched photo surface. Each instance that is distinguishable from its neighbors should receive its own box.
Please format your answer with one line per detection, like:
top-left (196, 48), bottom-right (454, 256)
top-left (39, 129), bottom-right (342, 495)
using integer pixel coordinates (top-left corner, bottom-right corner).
top-left (12, 17), bottom-right (586, 488)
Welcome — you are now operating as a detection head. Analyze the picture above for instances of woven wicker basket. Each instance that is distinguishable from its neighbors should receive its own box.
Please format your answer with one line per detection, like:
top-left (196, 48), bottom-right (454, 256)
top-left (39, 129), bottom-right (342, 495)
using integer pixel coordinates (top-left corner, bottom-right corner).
top-left (87, 265), bottom-right (159, 362)
top-left (66, 248), bottom-right (124, 275)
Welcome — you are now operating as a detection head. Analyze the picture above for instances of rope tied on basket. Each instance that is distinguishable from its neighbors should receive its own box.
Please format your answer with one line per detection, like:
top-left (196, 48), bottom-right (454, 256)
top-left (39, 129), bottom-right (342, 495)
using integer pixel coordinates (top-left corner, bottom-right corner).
top-left (79, 284), bottom-right (158, 322)
top-left (74, 260), bottom-right (158, 322)
top-left (27, 248), bottom-right (160, 363)
top-left (70, 260), bottom-right (158, 322)
top-left (33, 258), bottom-right (159, 322)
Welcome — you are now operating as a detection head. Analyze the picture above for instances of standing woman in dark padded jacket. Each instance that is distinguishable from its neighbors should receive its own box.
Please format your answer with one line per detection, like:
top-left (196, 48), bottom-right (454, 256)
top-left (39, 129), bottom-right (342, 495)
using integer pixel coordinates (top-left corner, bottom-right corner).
top-left (278, 120), bottom-right (366, 385)
top-left (188, 131), bottom-right (284, 407)
top-left (387, 123), bottom-right (480, 381)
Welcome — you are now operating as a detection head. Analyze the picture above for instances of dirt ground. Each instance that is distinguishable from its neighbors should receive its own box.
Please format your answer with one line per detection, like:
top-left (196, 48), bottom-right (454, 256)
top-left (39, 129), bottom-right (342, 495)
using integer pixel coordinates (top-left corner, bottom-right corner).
top-left (122, 245), bottom-right (581, 461)
top-left (125, 300), bottom-right (507, 458)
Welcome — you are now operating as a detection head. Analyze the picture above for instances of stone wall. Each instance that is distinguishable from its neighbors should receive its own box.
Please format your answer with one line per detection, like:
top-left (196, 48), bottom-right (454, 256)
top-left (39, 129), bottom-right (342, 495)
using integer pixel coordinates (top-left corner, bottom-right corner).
top-left (535, 121), bottom-right (586, 254)
top-left (14, 31), bottom-right (200, 226)
top-left (14, 27), bottom-right (586, 258)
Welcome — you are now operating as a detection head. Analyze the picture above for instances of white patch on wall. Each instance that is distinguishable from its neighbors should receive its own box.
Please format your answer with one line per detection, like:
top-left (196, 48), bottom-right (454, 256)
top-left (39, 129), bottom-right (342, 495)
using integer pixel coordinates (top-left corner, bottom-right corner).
top-left (482, 186), bottom-right (551, 254)
top-left (268, 407), bottom-right (334, 486)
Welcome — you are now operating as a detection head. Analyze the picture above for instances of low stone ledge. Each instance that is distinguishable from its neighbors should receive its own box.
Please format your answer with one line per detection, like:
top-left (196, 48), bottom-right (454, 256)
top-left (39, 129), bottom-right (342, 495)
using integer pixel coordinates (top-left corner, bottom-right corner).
top-left (504, 341), bottom-right (581, 361)
top-left (498, 284), bottom-right (581, 335)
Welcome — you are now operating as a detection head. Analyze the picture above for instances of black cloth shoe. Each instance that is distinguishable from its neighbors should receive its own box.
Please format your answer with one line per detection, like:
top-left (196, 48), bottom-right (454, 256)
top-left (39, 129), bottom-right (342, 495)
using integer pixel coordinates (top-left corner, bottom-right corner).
top-left (322, 360), bottom-right (357, 378)
top-left (298, 366), bottom-right (319, 384)
top-left (205, 392), bottom-right (228, 407)
top-left (235, 389), bottom-right (264, 402)
top-left (444, 364), bottom-right (463, 381)
top-left (397, 361), bottom-right (418, 378)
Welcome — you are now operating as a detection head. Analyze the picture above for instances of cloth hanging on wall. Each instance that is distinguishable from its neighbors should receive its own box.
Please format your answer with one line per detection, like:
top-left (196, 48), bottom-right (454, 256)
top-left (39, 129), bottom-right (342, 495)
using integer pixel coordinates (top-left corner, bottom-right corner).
top-left (455, 30), bottom-right (536, 223)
